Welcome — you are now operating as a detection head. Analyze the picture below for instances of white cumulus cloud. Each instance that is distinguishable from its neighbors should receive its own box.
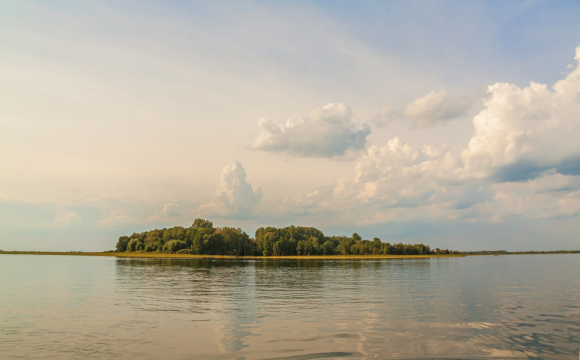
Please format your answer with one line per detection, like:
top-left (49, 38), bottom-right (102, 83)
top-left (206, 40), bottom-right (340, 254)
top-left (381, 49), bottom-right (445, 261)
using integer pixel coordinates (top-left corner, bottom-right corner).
top-left (287, 45), bottom-right (580, 226)
top-left (333, 137), bottom-right (459, 208)
top-left (461, 45), bottom-right (580, 181)
top-left (198, 161), bottom-right (263, 218)
top-left (248, 103), bottom-right (371, 157)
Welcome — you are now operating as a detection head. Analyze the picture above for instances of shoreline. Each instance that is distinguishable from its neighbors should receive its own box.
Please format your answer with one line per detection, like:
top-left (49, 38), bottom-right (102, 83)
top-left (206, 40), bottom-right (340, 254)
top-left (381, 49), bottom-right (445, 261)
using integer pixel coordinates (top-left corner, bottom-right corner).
top-left (0, 251), bottom-right (464, 259)
top-left (2, 251), bottom-right (577, 259)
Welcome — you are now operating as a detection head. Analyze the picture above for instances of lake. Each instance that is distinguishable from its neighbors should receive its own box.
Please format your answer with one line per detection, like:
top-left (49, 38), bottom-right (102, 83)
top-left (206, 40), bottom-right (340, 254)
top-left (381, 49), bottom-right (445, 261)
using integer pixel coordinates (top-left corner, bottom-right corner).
top-left (1, 254), bottom-right (579, 359)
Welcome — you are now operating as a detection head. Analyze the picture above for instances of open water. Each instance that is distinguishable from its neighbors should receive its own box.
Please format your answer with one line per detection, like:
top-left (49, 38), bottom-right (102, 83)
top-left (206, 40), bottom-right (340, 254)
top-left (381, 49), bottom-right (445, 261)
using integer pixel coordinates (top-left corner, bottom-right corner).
top-left (1, 254), bottom-right (579, 359)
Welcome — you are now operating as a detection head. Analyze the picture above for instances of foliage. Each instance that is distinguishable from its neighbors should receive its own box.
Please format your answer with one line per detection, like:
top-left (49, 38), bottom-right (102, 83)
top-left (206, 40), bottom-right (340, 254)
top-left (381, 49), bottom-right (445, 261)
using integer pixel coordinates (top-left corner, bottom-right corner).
top-left (114, 219), bottom-right (450, 256)
top-left (163, 240), bottom-right (187, 254)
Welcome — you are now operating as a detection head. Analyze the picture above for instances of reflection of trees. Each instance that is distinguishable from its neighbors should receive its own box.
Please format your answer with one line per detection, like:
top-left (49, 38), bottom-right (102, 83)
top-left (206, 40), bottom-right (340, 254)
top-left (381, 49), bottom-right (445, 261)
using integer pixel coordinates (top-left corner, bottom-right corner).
top-left (115, 258), bottom-right (255, 313)
top-left (114, 256), bottom-right (580, 359)
top-left (253, 259), bottom-right (327, 313)
top-left (115, 258), bottom-right (260, 353)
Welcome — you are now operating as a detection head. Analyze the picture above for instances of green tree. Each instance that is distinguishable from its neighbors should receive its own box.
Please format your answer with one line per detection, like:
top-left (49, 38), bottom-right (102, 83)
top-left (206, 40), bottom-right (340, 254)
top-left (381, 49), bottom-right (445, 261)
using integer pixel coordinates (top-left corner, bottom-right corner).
top-left (116, 236), bottom-right (130, 252)
top-left (115, 223), bottom-right (450, 257)
top-left (202, 233), bottom-right (225, 255)
top-left (322, 241), bottom-right (335, 255)
top-left (262, 233), bottom-right (273, 256)
top-left (127, 238), bottom-right (140, 252)
top-left (163, 240), bottom-right (187, 254)
top-left (192, 233), bottom-right (204, 254)
top-left (192, 218), bottom-right (214, 230)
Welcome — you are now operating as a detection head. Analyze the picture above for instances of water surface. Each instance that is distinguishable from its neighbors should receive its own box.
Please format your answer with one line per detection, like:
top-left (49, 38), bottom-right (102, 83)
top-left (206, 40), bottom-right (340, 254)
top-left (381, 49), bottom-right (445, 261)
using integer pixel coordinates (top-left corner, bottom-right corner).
top-left (1, 254), bottom-right (579, 359)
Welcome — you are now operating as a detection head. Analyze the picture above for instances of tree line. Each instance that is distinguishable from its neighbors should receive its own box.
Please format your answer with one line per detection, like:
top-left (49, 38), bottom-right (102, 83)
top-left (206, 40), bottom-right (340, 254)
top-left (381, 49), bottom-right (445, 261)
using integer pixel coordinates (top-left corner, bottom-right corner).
top-left (115, 219), bottom-right (457, 256)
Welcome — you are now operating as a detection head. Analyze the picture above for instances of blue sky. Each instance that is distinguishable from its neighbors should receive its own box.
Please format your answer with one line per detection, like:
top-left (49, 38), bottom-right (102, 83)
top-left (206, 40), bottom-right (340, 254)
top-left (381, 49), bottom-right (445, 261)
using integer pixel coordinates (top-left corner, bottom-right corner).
top-left (1, 0), bottom-right (580, 251)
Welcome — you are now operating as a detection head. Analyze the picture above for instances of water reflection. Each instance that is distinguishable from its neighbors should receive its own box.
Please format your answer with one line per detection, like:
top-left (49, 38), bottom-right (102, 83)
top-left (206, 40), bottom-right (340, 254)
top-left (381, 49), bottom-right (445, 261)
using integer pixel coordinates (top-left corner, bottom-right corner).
top-left (1, 255), bottom-right (579, 359)
top-left (111, 256), bottom-right (580, 359)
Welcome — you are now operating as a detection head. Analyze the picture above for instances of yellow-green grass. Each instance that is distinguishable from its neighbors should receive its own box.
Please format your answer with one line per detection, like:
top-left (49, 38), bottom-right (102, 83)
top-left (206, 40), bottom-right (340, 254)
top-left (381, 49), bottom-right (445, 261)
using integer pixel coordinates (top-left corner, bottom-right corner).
top-left (0, 251), bottom-right (464, 259)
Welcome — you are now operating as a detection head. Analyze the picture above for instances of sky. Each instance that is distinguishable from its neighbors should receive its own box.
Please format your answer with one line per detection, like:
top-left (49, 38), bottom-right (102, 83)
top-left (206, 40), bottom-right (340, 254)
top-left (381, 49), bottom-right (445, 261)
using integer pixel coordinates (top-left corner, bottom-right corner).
top-left (1, 0), bottom-right (580, 251)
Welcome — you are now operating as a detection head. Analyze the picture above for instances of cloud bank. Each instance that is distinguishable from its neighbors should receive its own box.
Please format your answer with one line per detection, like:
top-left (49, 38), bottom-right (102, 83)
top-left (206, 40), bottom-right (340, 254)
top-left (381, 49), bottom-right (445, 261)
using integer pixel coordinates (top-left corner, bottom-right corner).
top-left (249, 103), bottom-right (371, 158)
top-left (289, 45), bottom-right (580, 225)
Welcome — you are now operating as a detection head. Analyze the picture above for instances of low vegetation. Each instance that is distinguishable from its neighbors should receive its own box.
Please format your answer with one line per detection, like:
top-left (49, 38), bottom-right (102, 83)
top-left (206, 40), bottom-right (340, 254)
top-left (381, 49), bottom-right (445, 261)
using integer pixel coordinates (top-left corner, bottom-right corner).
top-left (462, 250), bottom-right (580, 255)
top-left (115, 219), bottom-right (458, 256)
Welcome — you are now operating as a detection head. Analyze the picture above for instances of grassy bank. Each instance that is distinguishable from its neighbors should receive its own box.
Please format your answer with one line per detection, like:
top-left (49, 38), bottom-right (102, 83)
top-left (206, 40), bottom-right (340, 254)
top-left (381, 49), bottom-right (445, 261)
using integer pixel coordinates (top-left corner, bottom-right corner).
top-left (0, 251), bottom-right (464, 260)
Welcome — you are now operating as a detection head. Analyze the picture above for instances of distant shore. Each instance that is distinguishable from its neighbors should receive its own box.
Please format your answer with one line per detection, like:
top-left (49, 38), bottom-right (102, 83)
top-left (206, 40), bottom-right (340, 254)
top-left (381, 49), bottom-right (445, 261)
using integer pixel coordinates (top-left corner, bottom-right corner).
top-left (0, 251), bottom-right (465, 259)
top-left (2, 251), bottom-right (578, 259)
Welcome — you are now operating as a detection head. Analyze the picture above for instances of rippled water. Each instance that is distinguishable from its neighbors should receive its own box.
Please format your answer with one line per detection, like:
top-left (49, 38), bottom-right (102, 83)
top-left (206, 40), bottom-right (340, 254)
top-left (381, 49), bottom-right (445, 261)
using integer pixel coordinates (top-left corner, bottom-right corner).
top-left (1, 254), bottom-right (579, 359)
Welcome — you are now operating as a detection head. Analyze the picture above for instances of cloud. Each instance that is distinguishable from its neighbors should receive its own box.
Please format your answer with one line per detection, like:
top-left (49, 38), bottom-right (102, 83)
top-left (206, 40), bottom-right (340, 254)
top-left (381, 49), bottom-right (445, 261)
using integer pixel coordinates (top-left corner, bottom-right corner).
top-left (333, 137), bottom-right (459, 208)
top-left (371, 106), bottom-right (398, 128)
top-left (282, 190), bottom-right (331, 210)
top-left (403, 89), bottom-right (472, 128)
top-left (147, 203), bottom-right (182, 222)
top-left (461, 45), bottom-right (580, 181)
top-left (292, 136), bottom-right (580, 226)
top-left (488, 174), bottom-right (580, 220)
top-left (198, 161), bottom-right (263, 218)
top-left (373, 89), bottom-right (472, 128)
top-left (36, 205), bottom-right (83, 228)
top-left (248, 103), bottom-right (371, 157)
top-left (283, 45), bottom-right (580, 226)
top-left (53, 205), bottom-right (83, 224)
top-left (161, 203), bottom-right (181, 216)
top-left (95, 211), bottom-right (135, 228)
top-left (357, 211), bottom-right (396, 225)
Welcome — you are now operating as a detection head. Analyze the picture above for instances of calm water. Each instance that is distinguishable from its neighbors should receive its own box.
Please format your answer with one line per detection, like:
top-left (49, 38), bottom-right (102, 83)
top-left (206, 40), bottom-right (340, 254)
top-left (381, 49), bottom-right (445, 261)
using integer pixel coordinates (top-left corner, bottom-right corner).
top-left (1, 254), bottom-right (579, 359)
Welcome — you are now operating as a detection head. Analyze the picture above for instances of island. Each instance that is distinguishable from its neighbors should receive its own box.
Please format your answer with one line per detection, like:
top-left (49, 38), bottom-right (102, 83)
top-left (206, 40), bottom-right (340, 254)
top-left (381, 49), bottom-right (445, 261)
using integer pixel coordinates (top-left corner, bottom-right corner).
top-left (113, 218), bottom-right (458, 257)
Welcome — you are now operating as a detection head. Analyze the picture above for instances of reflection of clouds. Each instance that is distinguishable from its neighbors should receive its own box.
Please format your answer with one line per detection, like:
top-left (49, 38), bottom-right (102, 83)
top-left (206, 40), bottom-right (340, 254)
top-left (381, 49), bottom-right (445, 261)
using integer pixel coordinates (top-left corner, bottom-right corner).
top-left (115, 258), bottom-right (261, 355)
top-left (113, 256), bottom-right (580, 359)
top-left (212, 264), bottom-right (257, 354)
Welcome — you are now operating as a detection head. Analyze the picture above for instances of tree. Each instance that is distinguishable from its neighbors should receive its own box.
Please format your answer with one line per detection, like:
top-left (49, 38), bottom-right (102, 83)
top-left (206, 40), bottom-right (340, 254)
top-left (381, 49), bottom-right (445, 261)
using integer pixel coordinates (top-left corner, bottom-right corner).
top-left (127, 238), bottom-right (141, 252)
top-left (219, 227), bottom-right (250, 256)
top-left (115, 223), bottom-right (452, 257)
top-left (202, 233), bottom-right (225, 255)
top-left (262, 233), bottom-right (273, 256)
top-left (192, 233), bottom-right (204, 254)
top-left (192, 218), bottom-right (213, 230)
top-left (163, 240), bottom-right (187, 254)
top-left (116, 236), bottom-right (130, 252)
top-left (322, 241), bottom-right (335, 255)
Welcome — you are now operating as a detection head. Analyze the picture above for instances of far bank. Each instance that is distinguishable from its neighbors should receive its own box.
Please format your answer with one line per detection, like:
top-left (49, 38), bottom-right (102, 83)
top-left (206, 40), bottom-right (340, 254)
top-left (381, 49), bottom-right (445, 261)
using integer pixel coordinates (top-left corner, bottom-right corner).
top-left (0, 251), bottom-right (464, 260)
